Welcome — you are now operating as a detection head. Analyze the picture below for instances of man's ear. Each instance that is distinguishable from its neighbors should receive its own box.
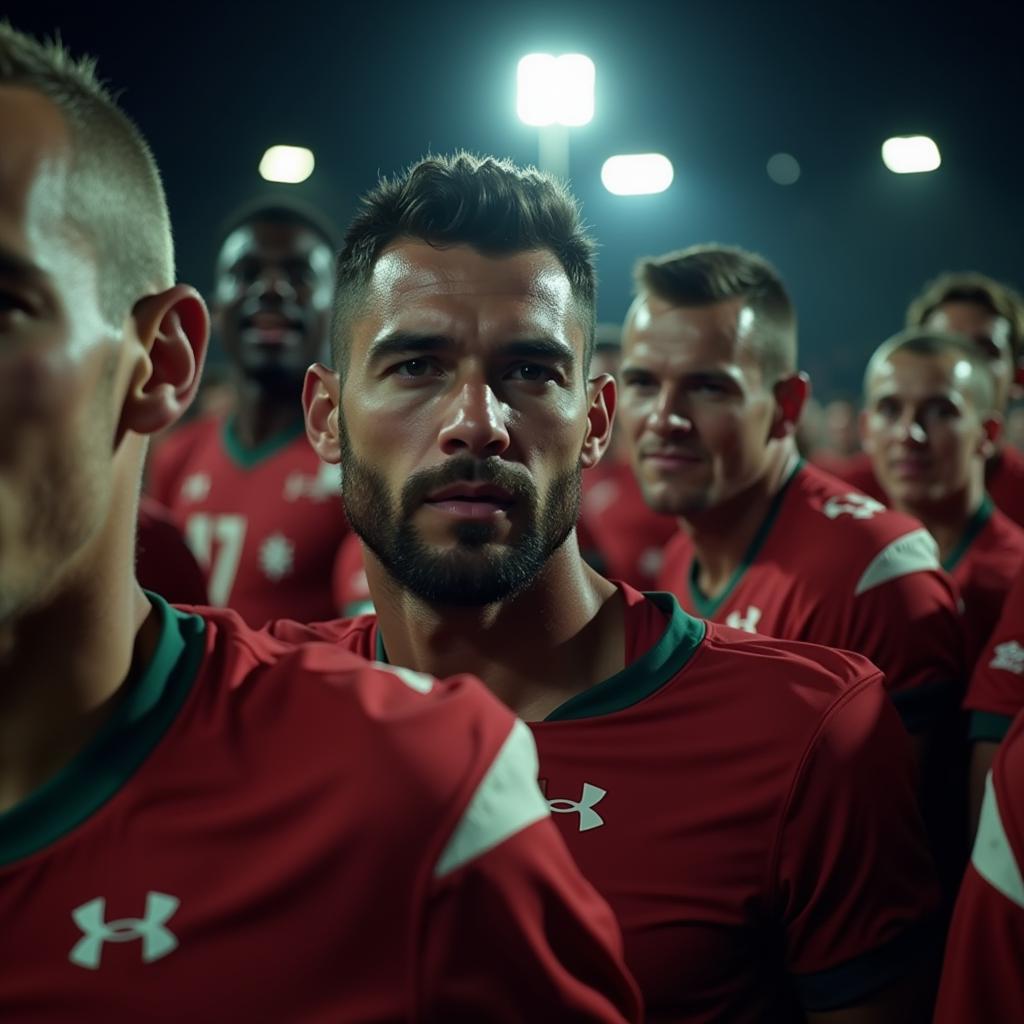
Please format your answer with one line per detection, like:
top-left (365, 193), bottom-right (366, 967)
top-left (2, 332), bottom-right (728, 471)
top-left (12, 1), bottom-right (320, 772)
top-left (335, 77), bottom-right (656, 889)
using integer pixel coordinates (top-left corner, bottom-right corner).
top-left (980, 412), bottom-right (1003, 459)
top-left (581, 372), bottom-right (616, 469)
top-left (304, 362), bottom-right (341, 464)
top-left (119, 285), bottom-right (209, 439)
top-left (769, 372), bottom-right (810, 440)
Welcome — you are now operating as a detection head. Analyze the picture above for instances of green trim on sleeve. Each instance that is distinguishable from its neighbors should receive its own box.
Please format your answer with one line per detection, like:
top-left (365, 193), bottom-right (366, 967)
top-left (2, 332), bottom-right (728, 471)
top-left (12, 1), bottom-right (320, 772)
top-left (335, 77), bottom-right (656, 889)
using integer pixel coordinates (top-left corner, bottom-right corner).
top-left (968, 710), bottom-right (1014, 743)
top-left (376, 592), bottom-right (706, 722)
top-left (794, 920), bottom-right (939, 1012)
top-left (221, 416), bottom-right (308, 469)
top-left (0, 594), bottom-right (206, 866)
top-left (688, 458), bottom-right (803, 618)
top-left (942, 494), bottom-right (994, 574)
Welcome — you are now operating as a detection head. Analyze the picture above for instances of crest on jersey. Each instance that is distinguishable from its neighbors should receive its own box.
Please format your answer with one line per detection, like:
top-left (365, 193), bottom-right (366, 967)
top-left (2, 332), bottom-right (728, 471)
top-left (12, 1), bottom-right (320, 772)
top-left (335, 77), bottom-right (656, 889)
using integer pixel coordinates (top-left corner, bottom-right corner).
top-left (990, 640), bottom-right (1024, 675)
top-left (726, 605), bottom-right (762, 633)
top-left (283, 463), bottom-right (339, 502)
top-left (541, 781), bottom-right (607, 832)
top-left (180, 473), bottom-right (211, 503)
top-left (259, 532), bottom-right (295, 581)
top-left (70, 892), bottom-right (179, 970)
top-left (823, 493), bottom-right (885, 520)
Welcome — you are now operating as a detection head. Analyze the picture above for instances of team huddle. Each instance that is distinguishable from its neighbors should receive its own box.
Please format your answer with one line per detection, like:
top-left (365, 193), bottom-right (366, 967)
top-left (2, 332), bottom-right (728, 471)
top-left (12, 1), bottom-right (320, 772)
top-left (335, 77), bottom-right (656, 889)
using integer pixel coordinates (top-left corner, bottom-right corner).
top-left (2, 23), bottom-right (1023, 1024)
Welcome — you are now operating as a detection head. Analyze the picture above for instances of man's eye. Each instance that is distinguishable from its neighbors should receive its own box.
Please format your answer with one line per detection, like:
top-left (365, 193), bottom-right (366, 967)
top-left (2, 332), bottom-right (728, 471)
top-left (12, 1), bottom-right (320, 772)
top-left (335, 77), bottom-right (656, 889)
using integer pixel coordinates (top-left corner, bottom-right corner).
top-left (509, 363), bottom-right (556, 382)
top-left (0, 292), bottom-right (32, 316)
top-left (394, 358), bottom-right (438, 378)
top-left (623, 375), bottom-right (656, 390)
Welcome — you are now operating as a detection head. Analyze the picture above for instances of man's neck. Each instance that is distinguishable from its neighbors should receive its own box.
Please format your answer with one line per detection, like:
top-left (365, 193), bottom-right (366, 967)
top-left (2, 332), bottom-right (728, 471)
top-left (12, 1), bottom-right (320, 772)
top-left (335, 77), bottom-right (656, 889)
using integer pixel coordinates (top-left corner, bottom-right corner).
top-left (0, 488), bottom-right (158, 813)
top-left (683, 445), bottom-right (799, 600)
top-left (368, 540), bottom-right (624, 722)
top-left (899, 475), bottom-right (986, 564)
top-left (231, 378), bottom-right (305, 449)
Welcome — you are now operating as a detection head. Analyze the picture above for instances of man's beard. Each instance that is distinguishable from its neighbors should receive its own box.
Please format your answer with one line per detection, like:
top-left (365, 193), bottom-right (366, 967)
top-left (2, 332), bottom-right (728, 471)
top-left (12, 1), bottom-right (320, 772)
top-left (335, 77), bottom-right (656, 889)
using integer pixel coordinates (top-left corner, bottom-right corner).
top-left (339, 434), bottom-right (582, 607)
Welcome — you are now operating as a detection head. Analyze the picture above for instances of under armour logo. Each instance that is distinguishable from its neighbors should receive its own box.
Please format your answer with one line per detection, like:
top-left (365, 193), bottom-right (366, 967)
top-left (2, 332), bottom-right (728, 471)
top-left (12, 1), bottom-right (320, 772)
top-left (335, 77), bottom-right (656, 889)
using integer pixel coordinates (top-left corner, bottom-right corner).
top-left (70, 892), bottom-right (179, 970)
top-left (726, 605), bottom-right (762, 633)
top-left (542, 781), bottom-right (607, 832)
top-left (823, 493), bottom-right (885, 520)
top-left (990, 640), bottom-right (1024, 675)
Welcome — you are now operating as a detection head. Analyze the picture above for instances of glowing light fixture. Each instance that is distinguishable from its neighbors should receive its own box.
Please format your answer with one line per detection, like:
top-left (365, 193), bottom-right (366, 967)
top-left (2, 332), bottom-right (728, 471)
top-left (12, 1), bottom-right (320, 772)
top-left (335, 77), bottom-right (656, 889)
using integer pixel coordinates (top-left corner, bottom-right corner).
top-left (517, 53), bottom-right (595, 127)
top-left (601, 153), bottom-right (674, 196)
top-left (881, 136), bottom-right (941, 174)
top-left (259, 145), bottom-right (315, 184)
top-left (766, 152), bottom-right (801, 185)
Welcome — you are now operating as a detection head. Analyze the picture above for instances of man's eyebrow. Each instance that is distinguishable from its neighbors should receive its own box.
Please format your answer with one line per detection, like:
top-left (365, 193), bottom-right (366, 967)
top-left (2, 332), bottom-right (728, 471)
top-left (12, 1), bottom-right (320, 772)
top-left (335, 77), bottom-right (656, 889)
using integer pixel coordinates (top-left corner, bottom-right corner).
top-left (367, 332), bottom-right (456, 365)
top-left (0, 248), bottom-right (47, 283)
top-left (499, 338), bottom-right (575, 367)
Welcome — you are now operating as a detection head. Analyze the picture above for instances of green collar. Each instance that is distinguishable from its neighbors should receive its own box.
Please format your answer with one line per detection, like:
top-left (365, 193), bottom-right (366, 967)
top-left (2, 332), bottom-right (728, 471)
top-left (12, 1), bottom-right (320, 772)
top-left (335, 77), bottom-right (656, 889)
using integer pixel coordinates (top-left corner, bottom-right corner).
top-left (222, 416), bottom-right (307, 469)
top-left (374, 591), bottom-right (706, 722)
top-left (942, 494), bottom-right (994, 574)
top-left (689, 458), bottom-right (804, 617)
top-left (0, 593), bottom-right (207, 866)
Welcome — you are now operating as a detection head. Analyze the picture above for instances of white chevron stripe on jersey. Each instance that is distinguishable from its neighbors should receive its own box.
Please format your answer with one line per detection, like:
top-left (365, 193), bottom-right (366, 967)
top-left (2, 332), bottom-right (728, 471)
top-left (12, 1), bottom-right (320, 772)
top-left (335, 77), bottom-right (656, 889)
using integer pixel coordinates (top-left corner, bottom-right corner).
top-left (854, 528), bottom-right (940, 596)
top-left (434, 719), bottom-right (550, 878)
top-left (972, 772), bottom-right (1024, 909)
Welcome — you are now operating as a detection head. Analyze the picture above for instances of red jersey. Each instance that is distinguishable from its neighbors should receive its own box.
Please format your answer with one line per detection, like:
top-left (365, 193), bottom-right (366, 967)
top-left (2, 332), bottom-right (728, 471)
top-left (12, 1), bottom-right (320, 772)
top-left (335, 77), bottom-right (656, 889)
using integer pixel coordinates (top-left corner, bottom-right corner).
top-left (935, 709), bottom-right (1024, 1023)
top-left (943, 496), bottom-right (1024, 668)
top-left (0, 595), bottom-right (639, 1024)
top-left (657, 460), bottom-right (965, 733)
top-left (333, 532), bottom-right (375, 616)
top-left (579, 460), bottom-right (679, 589)
top-left (964, 569), bottom-right (1024, 742)
top-left (147, 416), bottom-right (349, 626)
top-left (135, 497), bottom-right (208, 606)
top-left (832, 447), bottom-right (1024, 528)
top-left (269, 587), bottom-right (940, 1023)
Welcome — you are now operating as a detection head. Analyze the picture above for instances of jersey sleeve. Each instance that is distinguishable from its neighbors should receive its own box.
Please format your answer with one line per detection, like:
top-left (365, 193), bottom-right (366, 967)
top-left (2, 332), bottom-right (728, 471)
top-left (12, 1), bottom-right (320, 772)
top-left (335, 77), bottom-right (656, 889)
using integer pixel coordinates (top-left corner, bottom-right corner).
top-left (935, 726), bottom-right (1024, 1023)
top-left (964, 569), bottom-right (1024, 742)
top-left (416, 719), bottom-right (641, 1023)
top-left (816, 528), bottom-right (966, 734)
top-left (772, 674), bottom-right (941, 1012)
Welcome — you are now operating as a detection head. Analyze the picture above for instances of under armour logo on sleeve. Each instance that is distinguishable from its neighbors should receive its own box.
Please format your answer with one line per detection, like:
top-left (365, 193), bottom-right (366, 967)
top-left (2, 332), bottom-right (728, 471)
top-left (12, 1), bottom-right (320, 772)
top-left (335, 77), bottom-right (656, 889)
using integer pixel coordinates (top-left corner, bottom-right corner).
top-left (726, 606), bottom-right (762, 633)
top-left (823, 493), bottom-right (885, 520)
top-left (70, 892), bottom-right (179, 969)
top-left (542, 781), bottom-right (607, 832)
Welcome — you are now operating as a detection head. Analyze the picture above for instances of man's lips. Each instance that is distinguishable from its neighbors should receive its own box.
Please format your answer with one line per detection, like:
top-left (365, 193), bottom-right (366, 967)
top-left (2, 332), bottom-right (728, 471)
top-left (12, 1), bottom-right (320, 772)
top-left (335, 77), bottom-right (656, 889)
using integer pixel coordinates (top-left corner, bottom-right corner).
top-left (423, 483), bottom-right (516, 519)
top-left (641, 449), bottom-right (704, 469)
top-left (240, 312), bottom-right (303, 346)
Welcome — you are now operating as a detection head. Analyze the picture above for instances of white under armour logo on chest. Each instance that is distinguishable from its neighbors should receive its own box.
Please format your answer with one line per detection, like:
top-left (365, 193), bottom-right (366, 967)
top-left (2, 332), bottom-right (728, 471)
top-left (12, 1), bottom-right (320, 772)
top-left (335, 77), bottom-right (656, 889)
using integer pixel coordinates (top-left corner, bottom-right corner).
top-left (540, 780), bottom-right (607, 832)
top-left (70, 891), bottom-right (179, 969)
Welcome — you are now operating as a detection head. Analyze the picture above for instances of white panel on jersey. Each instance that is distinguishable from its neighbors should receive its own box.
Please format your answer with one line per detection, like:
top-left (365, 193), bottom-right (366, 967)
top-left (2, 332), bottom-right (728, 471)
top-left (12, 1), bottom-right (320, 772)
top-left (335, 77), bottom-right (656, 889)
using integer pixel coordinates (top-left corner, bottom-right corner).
top-left (972, 772), bottom-right (1024, 910)
top-left (377, 663), bottom-right (434, 694)
top-left (434, 719), bottom-right (550, 878)
top-left (854, 528), bottom-right (940, 596)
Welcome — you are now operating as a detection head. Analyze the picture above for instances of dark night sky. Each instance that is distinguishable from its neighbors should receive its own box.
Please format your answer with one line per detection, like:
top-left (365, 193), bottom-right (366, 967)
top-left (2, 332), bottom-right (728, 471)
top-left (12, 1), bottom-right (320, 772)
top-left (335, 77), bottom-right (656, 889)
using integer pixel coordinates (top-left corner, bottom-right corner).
top-left (7, 0), bottom-right (1023, 397)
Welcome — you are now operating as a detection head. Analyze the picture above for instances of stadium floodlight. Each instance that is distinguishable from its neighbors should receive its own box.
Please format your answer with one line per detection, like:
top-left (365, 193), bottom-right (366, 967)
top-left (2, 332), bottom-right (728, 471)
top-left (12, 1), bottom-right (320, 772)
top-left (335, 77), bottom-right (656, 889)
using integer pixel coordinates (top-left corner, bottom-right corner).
top-left (517, 53), bottom-right (595, 127)
top-left (881, 136), bottom-right (941, 174)
top-left (259, 145), bottom-right (315, 184)
top-left (601, 154), bottom-right (674, 196)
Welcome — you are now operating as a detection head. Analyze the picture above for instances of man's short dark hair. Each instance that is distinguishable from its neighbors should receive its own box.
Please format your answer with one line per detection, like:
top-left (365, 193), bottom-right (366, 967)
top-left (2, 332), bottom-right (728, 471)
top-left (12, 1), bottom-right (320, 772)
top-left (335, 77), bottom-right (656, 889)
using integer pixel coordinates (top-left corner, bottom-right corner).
top-left (0, 22), bottom-right (173, 325)
top-left (906, 271), bottom-right (1024, 362)
top-left (634, 243), bottom-right (797, 382)
top-left (332, 152), bottom-right (596, 377)
top-left (216, 197), bottom-right (339, 264)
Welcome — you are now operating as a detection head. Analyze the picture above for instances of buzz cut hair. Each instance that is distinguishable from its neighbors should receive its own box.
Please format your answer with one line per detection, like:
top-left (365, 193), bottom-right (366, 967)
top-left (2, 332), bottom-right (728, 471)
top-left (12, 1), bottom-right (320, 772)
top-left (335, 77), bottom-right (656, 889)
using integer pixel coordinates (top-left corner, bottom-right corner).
top-left (215, 196), bottom-right (339, 264)
top-left (907, 271), bottom-right (1024, 362)
top-left (0, 22), bottom-right (173, 326)
top-left (331, 151), bottom-right (597, 378)
top-left (863, 327), bottom-right (998, 415)
top-left (634, 243), bottom-right (798, 383)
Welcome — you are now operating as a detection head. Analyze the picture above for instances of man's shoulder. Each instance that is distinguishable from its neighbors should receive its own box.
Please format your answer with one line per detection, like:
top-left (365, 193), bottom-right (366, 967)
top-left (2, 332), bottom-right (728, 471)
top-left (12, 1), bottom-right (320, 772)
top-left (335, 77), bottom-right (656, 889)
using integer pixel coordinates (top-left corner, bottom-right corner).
top-left (194, 608), bottom-right (513, 798)
top-left (262, 612), bottom-right (377, 653)
top-left (780, 464), bottom-right (940, 586)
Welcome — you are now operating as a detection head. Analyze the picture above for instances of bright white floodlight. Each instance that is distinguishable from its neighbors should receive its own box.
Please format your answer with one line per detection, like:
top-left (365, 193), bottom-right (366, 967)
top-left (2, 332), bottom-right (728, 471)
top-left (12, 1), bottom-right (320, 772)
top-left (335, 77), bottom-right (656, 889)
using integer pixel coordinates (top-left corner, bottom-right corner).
top-left (601, 154), bottom-right (674, 196)
top-left (517, 53), bottom-right (595, 127)
top-left (881, 136), bottom-right (941, 174)
top-left (259, 145), bottom-right (315, 184)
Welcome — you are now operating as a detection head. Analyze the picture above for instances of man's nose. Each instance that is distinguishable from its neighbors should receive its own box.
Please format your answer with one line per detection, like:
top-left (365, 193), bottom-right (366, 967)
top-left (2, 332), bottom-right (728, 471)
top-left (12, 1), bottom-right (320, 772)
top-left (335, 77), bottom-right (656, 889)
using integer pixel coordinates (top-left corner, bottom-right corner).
top-left (647, 388), bottom-right (694, 437)
top-left (437, 380), bottom-right (512, 457)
